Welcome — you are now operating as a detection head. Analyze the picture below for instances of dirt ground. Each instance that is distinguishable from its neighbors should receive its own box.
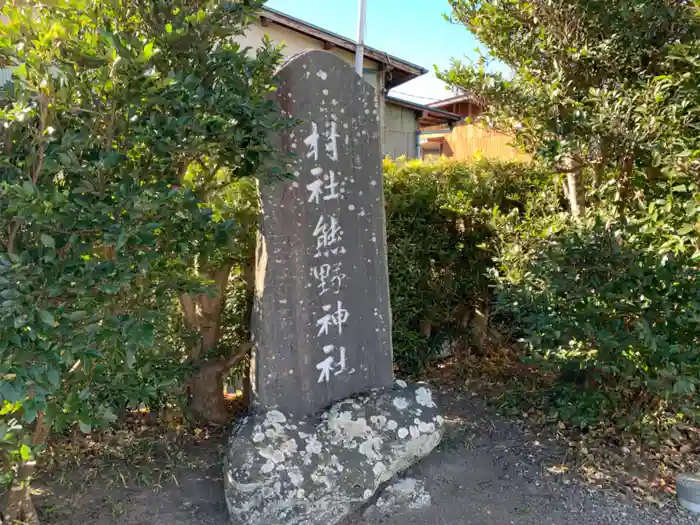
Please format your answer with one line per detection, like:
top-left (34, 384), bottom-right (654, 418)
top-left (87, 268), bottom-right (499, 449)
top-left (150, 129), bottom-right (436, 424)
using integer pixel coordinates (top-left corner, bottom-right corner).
top-left (35, 437), bottom-right (230, 525)
top-left (31, 385), bottom-right (698, 525)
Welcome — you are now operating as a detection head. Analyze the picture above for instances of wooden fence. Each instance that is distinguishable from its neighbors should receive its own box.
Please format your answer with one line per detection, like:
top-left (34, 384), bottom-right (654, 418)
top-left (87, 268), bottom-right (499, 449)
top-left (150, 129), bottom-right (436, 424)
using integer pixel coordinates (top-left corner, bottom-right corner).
top-left (421, 122), bottom-right (530, 162)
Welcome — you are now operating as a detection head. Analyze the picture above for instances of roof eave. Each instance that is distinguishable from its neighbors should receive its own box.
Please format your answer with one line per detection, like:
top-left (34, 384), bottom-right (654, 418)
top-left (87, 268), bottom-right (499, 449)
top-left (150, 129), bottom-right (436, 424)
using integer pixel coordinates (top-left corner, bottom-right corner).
top-left (385, 95), bottom-right (462, 126)
top-left (260, 7), bottom-right (427, 84)
top-left (428, 93), bottom-right (487, 109)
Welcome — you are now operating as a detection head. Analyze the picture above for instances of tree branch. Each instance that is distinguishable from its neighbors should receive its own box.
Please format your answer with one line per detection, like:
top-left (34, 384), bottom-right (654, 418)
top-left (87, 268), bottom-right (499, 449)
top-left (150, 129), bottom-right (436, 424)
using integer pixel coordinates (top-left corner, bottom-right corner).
top-left (31, 94), bottom-right (49, 185)
top-left (7, 220), bottom-right (21, 255)
top-left (179, 293), bottom-right (200, 343)
top-left (224, 342), bottom-right (253, 369)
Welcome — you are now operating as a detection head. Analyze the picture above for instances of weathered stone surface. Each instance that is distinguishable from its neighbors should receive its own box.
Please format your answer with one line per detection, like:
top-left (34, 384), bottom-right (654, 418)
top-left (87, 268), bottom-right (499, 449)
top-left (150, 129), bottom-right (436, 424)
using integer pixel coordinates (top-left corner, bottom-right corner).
top-left (224, 381), bottom-right (443, 525)
top-left (251, 49), bottom-right (393, 417)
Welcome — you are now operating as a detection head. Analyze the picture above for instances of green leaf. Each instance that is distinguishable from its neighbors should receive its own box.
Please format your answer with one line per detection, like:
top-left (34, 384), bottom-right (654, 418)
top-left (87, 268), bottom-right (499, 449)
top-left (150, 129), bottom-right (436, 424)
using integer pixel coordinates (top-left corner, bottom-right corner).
top-left (58, 152), bottom-right (73, 166)
top-left (19, 444), bottom-right (31, 461)
top-left (165, 23), bottom-right (173, 33)
top-left (0, 382), bottom-right (20, 404)
top-left (101, 283), bottom-right (120, 294)
top-left (78, 421), bottom-right (92, 434)
top-left (674, 378), bottom-right (696, 395)
top-left (38, 309), bottom-right (55, 327)
top-left (143, 41), bottom-right (155, 60)
top-left (102, 151), bottom-right (122, 168)
top-left (125, 348), bottom-right (136, 368)
top-left (47, 368), bottom-right (60, 388)
top-left (678, 223), bottom-right (695, 235)
top-left (67, 311), bottom-right (87, 321)
top-left (101, 407), bottom-right (118, 424)
top-left (23, 404), bottom-right (37, 424)
top-left (15, 63), bottom-right (27, 79)
top-left (116, 230), bottom-right (128, 250)
top-left (40, 234), bottom-right (56, 248)
top-left (0, 289), bottom-right (19, 299)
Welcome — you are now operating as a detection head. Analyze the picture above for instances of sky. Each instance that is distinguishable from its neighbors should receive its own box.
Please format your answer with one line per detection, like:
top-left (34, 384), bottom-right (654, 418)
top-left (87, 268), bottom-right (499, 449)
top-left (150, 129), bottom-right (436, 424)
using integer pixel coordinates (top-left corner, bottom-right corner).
top-left (263, 0), bottom-right (491, 103)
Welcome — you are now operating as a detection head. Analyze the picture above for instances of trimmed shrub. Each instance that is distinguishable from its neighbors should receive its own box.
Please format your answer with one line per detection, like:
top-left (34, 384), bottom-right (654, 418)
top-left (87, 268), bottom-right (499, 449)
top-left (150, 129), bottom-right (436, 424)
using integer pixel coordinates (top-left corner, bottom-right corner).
top-left (384, 156), bottom-right (700, 428)
top-left (383, 157), bottom-right (560, 373)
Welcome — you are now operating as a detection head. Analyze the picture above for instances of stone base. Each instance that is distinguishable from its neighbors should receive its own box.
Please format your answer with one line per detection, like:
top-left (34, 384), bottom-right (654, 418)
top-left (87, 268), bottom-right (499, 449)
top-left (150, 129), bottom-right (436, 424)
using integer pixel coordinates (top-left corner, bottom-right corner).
top-left (223, 381), bottom-right (444, 525)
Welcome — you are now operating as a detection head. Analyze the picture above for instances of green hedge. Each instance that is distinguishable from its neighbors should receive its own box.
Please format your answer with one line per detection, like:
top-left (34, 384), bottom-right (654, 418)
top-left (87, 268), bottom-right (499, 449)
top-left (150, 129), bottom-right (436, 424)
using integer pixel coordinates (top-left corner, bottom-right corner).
top-left (383, 157), bottom-right (560, 373)
top-left (384, 157), bottom-right (700, 427)
top-left (206, 157), bottom-right (700, 428)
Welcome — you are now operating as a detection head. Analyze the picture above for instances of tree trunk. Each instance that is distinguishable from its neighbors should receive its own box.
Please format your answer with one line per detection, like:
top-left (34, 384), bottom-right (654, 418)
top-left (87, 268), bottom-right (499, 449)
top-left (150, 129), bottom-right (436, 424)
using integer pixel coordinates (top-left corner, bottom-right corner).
top-left (566, 170), bottom-right (585, 217)
top-left (2, 464), bottom-right (40, 525)
top-left (560, 155), bottom-right (585, 217)
top-left (594, 162), bottom-right (604, 189)
top-left (188, 357), bottom-right (232, 425)
top-left (616, 156), bottom-right (634, 219)
top-left (180, 264), bottom-right (231, 360)
top-left (471, 297), bottom-right (490, 355)
top-left (188, 341), bottom-right (252, 424)
top-left (2, 415), bottom-right (49, 525)
top-left (180, 264), bottom-right (232, 424)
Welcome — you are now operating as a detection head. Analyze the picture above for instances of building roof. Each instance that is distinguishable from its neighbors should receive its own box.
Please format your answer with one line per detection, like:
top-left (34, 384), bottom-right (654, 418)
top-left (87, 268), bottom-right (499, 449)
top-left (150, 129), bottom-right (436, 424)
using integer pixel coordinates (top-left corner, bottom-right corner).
top-left (385, 96), bottom-right (461, 127)
top-left (428, 92), bottom-right (486, 109)
top-left (260, 7), bottom-right (427, 90)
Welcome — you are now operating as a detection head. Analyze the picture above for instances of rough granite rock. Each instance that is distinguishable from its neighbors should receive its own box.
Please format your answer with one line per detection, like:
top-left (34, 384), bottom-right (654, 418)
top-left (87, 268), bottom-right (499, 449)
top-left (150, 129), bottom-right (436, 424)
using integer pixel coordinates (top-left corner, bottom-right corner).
top-left (223, 381), bottom-right (443, 525)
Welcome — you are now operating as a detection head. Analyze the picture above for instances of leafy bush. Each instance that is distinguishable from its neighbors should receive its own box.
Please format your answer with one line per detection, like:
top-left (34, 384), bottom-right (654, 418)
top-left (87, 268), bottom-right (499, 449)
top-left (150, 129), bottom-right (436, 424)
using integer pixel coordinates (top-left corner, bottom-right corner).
top-left (384, 154), bottom-right (700, 430)
top-left (436, 0), bottom-right (700, 434)
top-left (383, 157), bottom-right (560, 373)
top-left (493, 176), bottom-right (700, 427)
top-left (0, 1), bottom-right (285, 521)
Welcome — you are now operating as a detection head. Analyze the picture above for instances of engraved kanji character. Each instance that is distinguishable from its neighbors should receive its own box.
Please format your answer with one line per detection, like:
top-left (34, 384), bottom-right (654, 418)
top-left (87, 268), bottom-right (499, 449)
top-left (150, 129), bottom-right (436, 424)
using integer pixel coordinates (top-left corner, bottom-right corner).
top-left (312, 215), bottom-right (342, 253)
top-left (316, 301), bottom-right (349, 336)
top-left (304, 122), bottom-right (319, 161)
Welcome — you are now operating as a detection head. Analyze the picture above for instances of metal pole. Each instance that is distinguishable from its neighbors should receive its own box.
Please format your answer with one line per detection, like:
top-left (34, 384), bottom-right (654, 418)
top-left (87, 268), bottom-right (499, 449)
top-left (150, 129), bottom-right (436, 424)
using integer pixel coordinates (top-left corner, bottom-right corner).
top-left (355, 0), bottom-right (367, 76)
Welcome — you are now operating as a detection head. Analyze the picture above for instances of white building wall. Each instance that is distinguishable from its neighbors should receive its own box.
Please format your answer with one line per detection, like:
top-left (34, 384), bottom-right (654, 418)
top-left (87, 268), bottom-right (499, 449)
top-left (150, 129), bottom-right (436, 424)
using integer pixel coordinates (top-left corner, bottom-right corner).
top-left (383, 102), bottom-right (419, 159)
top-left (239, 22), bottom-right (380, 90)
top-left (0, 69), bottom-right (11, 86)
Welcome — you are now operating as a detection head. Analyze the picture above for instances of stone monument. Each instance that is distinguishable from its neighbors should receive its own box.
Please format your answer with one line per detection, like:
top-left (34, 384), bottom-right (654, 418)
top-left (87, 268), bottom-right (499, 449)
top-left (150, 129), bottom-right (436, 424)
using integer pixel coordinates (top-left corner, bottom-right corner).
top-left (224, 50), bottom-right (443, 525)
top-left (251, 49), bottom-right (393, 416)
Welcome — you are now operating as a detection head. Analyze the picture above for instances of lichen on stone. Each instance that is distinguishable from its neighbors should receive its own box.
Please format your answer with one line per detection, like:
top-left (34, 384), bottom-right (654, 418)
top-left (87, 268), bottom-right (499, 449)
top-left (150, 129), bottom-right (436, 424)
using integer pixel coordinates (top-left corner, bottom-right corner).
top-left (415, 386), bottom-right (436, 408)
top-left (392, 397), bottom-right (409, 410)
top-left (365, 477), bottom-right (432, 519)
